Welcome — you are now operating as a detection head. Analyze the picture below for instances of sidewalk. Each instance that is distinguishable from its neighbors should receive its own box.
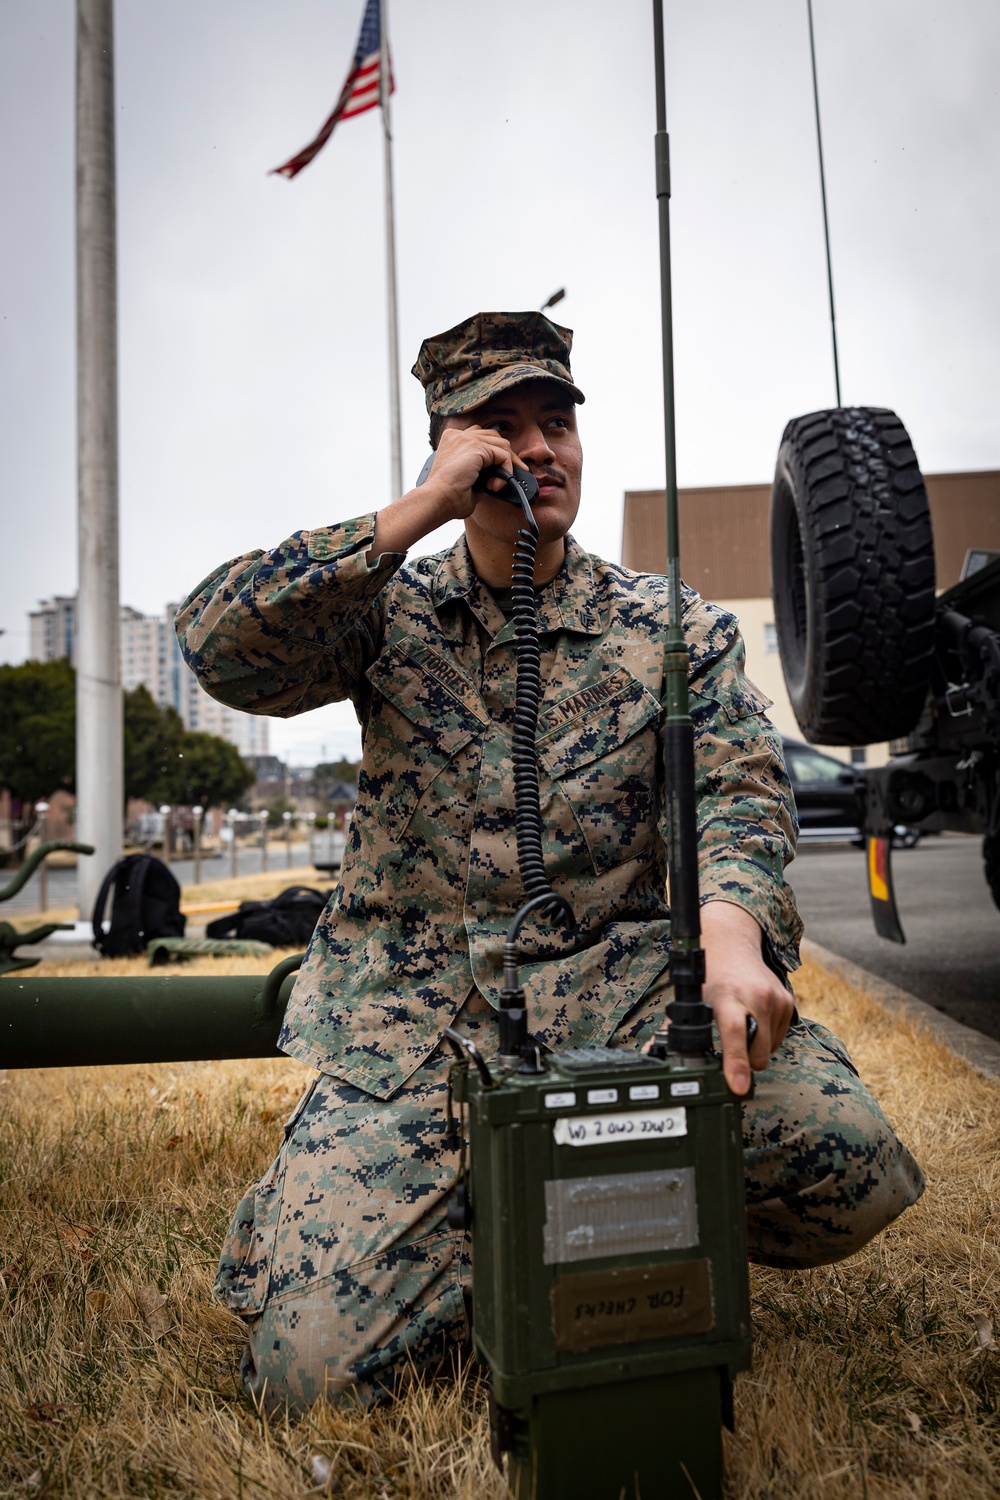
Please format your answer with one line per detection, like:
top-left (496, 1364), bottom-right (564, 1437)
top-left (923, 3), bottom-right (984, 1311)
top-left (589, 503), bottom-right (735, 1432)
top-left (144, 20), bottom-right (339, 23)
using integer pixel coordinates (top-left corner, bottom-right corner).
top-left (804, 936), bottom-right (1000, 1083)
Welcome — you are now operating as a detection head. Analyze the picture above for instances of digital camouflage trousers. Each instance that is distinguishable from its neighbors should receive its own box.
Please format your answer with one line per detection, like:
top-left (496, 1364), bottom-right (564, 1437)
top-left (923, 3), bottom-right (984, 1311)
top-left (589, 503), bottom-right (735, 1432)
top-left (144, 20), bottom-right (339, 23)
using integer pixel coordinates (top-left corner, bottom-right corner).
top-left (215, 987), bottom-right (924, 1412)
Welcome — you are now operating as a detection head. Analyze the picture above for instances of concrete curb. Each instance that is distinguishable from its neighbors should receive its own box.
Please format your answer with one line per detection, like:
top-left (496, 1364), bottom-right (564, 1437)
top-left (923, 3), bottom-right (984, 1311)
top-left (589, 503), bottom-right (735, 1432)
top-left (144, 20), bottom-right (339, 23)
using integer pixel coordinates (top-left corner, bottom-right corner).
top-left (802, 937), bottom-right (1000, 1085)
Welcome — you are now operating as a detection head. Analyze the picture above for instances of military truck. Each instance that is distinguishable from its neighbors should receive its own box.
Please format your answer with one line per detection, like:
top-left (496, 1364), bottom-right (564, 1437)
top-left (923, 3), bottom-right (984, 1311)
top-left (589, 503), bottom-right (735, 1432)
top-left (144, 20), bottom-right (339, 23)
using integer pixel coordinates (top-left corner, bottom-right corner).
top-left (769, 405), bottom-right (1000, 940)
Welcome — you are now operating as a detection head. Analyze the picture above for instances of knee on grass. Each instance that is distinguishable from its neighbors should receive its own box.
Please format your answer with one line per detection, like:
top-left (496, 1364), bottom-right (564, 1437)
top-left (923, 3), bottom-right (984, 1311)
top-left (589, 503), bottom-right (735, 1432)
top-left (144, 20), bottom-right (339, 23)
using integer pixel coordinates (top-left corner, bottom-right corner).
top-left (238, 1277), bottom-right (469, 1414)
top-left (746, 1125), bottom-right (925, 1270)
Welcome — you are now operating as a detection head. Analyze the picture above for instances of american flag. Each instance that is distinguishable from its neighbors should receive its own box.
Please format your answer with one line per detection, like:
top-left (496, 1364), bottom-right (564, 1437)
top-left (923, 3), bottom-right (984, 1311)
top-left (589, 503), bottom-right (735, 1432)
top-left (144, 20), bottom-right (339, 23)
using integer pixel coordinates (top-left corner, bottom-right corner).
top-left (271, 0), bottom-right (394, 180)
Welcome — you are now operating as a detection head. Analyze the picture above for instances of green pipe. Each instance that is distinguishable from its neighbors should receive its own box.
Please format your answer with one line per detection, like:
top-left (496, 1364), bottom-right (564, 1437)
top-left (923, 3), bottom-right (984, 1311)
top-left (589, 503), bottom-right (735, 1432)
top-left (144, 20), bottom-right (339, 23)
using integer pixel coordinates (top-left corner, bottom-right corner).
top-left (0, 841), bottom-right (95, 902)
top-left (0, 959), bottom-right (302, 1069)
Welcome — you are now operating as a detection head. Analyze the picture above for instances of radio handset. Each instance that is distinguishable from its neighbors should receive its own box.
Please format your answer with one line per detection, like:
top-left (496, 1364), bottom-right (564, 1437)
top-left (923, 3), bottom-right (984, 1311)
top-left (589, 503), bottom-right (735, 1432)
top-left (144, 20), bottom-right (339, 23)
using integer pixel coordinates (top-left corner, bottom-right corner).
top-left (414, 452), bottom-right (539, 524)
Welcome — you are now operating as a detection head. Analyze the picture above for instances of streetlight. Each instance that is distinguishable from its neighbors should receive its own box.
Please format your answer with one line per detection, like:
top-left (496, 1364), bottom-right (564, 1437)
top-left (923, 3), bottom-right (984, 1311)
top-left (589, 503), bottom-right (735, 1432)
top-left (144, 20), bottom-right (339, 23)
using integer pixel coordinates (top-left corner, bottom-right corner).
top-left (192, 805), bottom-right (204, 886)
top-left (283, 809), bottom-right (293, 869)
top-left (259, 810), bottom-right (269, 874)
top-left (159, 805), bottom-right (172, 869)
top-left (540, 287), bottom-right (565, 313)
top-left (35, 802), bottom-right (50, 911)
top-left (307, 809), bottom-right (317, 866)
top-left (227, 808), bottom-right (238, 879)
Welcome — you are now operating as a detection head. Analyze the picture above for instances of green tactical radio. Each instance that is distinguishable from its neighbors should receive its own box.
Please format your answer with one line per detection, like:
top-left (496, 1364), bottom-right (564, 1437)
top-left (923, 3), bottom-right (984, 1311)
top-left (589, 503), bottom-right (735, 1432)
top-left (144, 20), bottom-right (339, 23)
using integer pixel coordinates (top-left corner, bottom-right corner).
top-left (450, 1042), bottom-right (751, 1499)
top-left (442, 419), bottom-right (753, 1493)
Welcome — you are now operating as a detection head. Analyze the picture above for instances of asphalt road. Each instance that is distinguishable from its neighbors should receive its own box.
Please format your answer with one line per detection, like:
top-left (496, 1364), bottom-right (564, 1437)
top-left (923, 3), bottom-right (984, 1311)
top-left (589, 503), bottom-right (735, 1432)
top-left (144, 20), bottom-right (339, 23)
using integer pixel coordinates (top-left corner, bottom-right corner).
top-left (786, 834), bottom-right (1000, 1043)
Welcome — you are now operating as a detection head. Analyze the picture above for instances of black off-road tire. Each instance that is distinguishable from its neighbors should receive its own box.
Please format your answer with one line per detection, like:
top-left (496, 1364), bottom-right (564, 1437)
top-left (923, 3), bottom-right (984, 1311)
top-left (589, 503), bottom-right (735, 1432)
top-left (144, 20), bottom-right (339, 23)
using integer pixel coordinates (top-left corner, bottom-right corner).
top-left (770, 407), bottom-right (936, 745)
top-left (985, 835), bottom-right (1000, 915)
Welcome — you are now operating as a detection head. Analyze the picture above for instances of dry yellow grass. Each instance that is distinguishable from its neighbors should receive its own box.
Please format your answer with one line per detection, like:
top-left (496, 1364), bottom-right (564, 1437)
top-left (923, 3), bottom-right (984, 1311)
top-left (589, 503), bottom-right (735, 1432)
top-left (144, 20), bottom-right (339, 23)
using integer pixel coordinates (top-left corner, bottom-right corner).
top-left (175, 865), bottom-right (335, 909)
top-left (22, 949), bottom-right (304, 982)
top-left (726, 961), bottom-right (1000, 1498)
top-left (1, 954), bottom-right (998, 1498)
top-left (8, 907), bottom-right (79, 933)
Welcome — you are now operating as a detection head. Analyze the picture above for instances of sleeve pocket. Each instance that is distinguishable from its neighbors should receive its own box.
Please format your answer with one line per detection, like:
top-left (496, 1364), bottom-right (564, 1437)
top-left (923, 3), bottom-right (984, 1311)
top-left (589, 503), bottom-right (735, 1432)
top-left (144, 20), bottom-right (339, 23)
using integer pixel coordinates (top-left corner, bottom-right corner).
top-left (690, 676), bottom-right (773, 725)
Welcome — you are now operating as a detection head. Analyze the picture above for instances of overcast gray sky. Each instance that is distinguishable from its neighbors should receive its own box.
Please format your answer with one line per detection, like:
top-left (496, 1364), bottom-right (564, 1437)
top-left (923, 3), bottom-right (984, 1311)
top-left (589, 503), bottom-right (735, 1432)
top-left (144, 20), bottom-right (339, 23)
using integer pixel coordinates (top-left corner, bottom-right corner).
top-left (2, 0), bottom-right (998, 765)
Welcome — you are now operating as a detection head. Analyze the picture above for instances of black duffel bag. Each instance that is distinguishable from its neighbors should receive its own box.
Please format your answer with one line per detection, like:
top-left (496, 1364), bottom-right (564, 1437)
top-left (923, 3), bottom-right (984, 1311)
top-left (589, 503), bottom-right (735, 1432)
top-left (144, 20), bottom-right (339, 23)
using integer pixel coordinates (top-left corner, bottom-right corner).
top-left (205, 885), bottom-right (331, 948)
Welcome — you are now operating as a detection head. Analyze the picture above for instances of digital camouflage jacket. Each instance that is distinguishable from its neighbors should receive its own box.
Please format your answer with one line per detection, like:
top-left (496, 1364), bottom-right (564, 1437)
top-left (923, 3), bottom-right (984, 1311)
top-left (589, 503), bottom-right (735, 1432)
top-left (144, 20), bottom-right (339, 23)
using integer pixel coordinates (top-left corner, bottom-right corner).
top-left (176, 512), bottom-right (803, 1098)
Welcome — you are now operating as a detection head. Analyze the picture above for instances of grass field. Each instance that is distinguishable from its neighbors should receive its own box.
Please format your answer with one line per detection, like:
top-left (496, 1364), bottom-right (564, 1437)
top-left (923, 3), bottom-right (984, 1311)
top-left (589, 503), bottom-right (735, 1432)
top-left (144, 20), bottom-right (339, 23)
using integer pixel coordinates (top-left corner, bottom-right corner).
top-left (1, 953), bottom-right (998, 1498)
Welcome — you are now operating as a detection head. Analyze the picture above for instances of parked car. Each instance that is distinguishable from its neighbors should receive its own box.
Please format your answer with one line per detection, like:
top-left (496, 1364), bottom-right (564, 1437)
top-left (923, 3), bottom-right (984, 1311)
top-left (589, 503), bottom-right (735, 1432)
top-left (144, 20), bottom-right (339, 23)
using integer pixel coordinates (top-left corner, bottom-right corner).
top-left (781, 737), bottom-right (922, 848)
top-left (781, 737), bottom-right (863, 842)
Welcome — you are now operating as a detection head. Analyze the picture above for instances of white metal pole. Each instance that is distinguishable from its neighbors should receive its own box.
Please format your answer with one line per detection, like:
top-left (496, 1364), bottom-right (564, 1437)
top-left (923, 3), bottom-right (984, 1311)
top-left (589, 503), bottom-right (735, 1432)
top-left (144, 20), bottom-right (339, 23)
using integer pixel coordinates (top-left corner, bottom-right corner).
top-left (380, 2), bottom-right (403, 502)
top-left (36, 804), bottom-right (50, 911)
top-left (192, 805), bottom-right (204, 885)
top-left (76, 0), bottom-right (123, 916)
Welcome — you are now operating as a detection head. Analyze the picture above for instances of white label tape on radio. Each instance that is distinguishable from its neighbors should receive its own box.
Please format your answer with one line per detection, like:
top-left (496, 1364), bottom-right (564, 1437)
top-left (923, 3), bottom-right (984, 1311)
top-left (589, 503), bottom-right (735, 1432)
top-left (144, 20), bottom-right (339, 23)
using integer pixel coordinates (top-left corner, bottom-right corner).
top-left (552, 1106), bottom-right (687, 1147)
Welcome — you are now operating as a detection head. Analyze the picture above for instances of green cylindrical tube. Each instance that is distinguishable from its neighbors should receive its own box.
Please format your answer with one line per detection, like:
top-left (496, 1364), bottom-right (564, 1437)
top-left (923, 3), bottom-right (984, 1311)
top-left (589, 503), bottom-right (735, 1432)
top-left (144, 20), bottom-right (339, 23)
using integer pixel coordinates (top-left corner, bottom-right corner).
top-left (0, 969), bottom-right (297, 1069)
top-left (0, 841), bottom-right (95, 903)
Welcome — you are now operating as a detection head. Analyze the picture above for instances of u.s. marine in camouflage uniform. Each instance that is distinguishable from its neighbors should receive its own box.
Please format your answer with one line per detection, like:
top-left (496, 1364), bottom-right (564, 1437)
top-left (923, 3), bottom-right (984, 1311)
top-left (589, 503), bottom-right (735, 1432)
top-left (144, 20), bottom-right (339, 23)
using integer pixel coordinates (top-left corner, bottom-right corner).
top-left (176, 311), bottom-right (923, 1411)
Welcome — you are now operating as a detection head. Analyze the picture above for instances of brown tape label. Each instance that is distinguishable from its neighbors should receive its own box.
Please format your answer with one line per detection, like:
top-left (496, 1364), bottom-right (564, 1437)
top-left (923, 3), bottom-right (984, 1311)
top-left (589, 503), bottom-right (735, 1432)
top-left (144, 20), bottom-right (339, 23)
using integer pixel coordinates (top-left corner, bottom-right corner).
top-left (551, 1259), bottom-right (715, 1352)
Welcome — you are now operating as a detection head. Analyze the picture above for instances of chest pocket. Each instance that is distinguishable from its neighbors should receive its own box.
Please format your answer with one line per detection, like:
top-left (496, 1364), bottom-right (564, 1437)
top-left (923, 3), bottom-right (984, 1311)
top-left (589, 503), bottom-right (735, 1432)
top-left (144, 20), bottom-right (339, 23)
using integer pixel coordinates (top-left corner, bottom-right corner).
top-left (362, 635), bottom-right (488, 841)
top-left (537, 669), bottom-right (662, 874)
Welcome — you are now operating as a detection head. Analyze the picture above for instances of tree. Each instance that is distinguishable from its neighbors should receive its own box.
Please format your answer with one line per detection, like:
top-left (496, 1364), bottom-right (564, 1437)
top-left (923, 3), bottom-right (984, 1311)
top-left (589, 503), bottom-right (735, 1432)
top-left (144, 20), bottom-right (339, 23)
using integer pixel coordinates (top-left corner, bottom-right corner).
top-left (0, 661), bottom-right (253, 818)
top-left (165, 731), bottom-right (254, 810)
top-left (313, 759), bottom-right (360, 799)
top-left (0, 659), bottom-right (76, 807)
top-left (123, 685), bottom-right (184, 805)
top-left (265, 794), bottom-right (297, 828)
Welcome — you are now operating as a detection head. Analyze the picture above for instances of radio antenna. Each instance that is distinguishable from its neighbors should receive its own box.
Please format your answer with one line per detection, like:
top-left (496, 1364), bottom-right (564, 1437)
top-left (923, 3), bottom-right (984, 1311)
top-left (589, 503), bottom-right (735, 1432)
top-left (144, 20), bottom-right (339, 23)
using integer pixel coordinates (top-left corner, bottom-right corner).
top-left (651, 0), bottom-right (712, 1055)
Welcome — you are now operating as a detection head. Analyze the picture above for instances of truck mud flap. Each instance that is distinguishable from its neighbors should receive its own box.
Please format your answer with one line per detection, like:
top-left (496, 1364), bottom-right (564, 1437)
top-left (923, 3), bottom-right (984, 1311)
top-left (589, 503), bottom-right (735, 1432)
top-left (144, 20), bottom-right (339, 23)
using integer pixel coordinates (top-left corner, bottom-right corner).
top-left (866, 834), bottom-right (905, 944)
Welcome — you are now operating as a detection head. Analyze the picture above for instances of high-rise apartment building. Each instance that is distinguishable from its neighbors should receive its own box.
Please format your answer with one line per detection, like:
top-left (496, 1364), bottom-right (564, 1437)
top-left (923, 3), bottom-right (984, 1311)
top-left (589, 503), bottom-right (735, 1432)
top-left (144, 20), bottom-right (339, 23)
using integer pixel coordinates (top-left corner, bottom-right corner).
top-left (120, 605), bottom-right (168, 701)
top-left (28, 595), bottom-right (77, 666)
top-left (27, 595), bottom-right (269, 758)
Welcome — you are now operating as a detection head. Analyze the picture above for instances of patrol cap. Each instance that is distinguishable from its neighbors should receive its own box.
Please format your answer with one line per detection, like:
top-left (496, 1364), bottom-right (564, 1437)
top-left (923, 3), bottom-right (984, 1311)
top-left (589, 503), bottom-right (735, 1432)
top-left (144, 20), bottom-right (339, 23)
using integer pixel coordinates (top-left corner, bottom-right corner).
top-left (411, 310), bottom-right (586, 417)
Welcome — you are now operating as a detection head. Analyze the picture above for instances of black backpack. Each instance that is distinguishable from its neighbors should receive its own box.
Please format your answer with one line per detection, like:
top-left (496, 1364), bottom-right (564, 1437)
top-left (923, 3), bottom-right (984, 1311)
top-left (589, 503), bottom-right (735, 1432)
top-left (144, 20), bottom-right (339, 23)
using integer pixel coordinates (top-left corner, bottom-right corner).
top-left (205, 885), bottom-right (330, 948)
top-left (92, 854), bottom-right (186, 957)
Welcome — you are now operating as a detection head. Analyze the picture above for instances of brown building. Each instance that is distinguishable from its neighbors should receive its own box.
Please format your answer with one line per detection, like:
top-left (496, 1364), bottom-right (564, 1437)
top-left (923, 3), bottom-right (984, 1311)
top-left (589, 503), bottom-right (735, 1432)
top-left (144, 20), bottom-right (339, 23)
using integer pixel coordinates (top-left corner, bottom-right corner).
top-left (621, 470), bottom-right (1000, 759)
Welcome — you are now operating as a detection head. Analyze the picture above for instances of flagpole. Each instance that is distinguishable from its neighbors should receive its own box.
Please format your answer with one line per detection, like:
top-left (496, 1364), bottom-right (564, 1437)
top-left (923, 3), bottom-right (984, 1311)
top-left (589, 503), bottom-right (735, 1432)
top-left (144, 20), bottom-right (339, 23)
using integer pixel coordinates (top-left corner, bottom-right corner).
top-left (76, 0), bottom-right (124, 914)
top-left (379, 1), bottom-right (402, 501)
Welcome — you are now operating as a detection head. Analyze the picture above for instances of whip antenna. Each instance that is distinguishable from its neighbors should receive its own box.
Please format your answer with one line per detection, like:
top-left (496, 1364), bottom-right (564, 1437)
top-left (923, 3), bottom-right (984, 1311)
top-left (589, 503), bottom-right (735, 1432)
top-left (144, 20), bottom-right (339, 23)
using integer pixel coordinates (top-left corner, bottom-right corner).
top-left (651, 0), bottom-right (713, 1055)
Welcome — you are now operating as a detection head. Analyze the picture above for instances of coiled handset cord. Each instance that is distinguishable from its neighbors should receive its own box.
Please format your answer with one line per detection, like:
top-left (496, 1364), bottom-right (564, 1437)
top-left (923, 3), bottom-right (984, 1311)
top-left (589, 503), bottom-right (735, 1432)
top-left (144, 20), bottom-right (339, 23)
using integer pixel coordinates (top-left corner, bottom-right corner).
top-left (488, 469), bottom-right (575, 1068)
top-left (413, 456), bottom-right (575, 1071)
